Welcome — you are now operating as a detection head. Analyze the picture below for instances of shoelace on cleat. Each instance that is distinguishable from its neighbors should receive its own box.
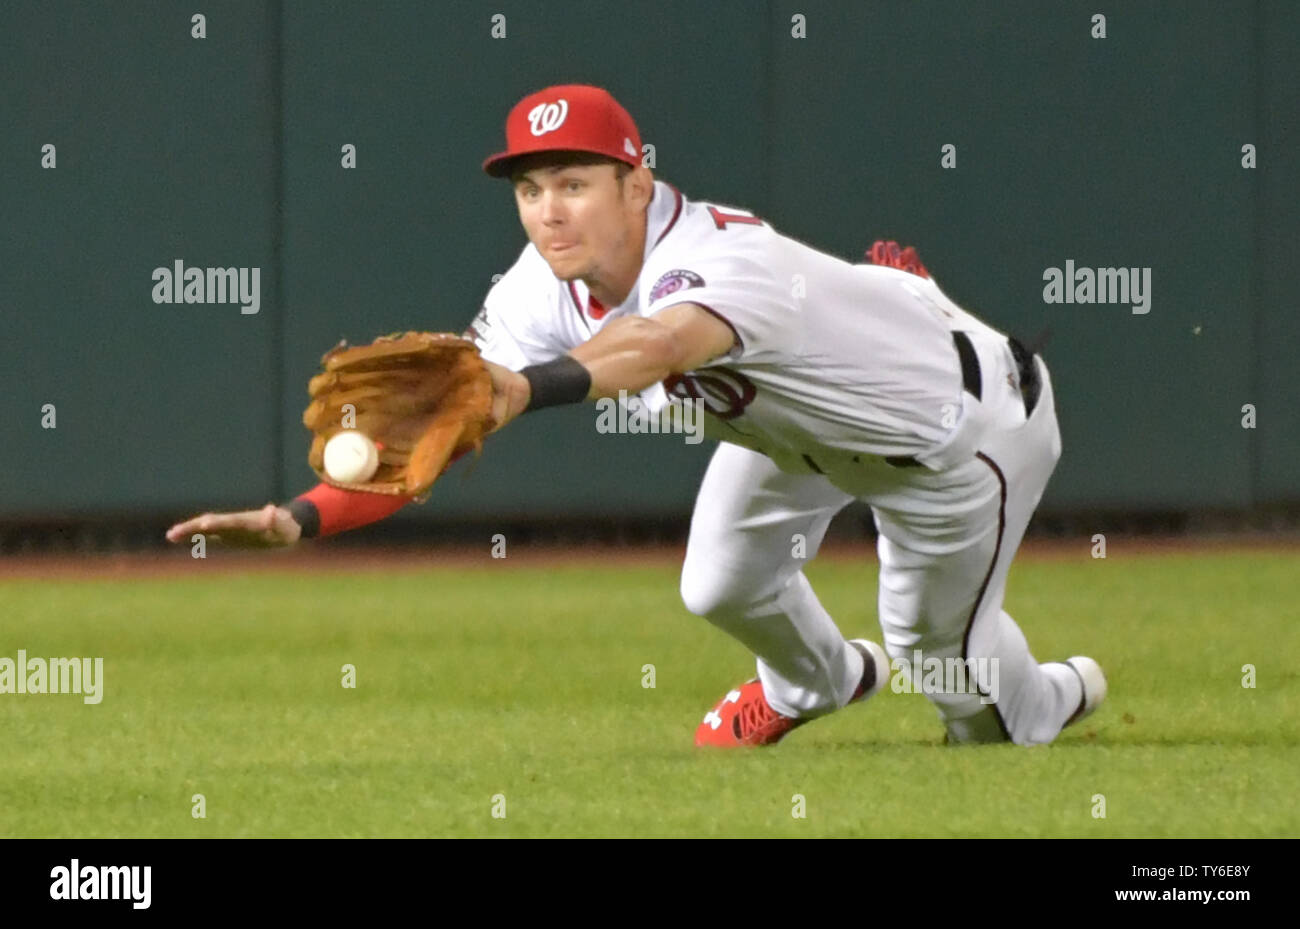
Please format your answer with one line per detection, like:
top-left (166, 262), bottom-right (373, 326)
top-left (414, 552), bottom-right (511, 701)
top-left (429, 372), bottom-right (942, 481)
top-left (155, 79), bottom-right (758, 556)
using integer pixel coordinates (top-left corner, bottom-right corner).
top-left (734, 694), bottom-right (797, 743)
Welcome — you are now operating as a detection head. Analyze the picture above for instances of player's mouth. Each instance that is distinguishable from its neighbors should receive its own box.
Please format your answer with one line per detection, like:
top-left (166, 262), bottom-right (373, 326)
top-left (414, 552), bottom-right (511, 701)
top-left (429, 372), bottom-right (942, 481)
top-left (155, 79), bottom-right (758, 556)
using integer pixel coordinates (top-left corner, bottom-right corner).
top-left (548, 241), bottom-right (578, 253)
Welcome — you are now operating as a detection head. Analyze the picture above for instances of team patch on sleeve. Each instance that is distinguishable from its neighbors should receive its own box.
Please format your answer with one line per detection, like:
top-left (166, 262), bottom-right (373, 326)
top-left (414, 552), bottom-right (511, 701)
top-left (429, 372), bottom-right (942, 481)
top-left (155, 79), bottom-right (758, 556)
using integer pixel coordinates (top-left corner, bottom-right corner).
top-left (650, 269), bottom-right (705, 302)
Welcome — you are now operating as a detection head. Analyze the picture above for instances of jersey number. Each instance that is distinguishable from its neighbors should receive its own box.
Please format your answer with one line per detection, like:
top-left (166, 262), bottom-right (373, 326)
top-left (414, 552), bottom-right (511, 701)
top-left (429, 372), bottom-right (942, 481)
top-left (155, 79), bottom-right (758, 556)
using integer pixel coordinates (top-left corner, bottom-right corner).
top-left (707, 206), bottom-right (765, 230)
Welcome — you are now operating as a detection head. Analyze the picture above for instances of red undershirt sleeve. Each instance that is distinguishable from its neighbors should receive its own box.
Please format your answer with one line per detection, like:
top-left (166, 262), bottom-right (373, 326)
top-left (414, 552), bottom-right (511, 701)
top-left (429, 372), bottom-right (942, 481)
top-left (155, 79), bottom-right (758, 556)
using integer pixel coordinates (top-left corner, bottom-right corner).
top-left (288, 483), bottom-right (413, 538)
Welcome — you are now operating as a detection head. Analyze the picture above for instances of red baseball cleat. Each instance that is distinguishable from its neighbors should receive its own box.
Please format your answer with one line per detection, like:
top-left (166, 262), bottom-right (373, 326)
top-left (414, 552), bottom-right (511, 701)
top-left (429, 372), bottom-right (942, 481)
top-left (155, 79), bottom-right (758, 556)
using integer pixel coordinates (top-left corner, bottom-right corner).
top-left (694, 639), bottom-right (889, 747)
top-left (694, 679), bottom-right (802, 747)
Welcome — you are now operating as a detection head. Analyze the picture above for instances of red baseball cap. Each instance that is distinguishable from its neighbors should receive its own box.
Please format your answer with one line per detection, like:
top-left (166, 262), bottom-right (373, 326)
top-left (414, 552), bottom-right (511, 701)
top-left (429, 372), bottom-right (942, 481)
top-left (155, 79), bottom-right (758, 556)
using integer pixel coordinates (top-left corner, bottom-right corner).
top-left (482, 84), bottom-right (643, 178)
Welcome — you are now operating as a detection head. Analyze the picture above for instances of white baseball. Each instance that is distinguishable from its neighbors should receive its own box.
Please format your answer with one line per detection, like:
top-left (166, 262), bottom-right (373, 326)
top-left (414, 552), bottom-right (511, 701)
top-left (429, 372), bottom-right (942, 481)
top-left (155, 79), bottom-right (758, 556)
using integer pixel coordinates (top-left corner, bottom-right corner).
top-left (323, 431), bottom-right (380, 482)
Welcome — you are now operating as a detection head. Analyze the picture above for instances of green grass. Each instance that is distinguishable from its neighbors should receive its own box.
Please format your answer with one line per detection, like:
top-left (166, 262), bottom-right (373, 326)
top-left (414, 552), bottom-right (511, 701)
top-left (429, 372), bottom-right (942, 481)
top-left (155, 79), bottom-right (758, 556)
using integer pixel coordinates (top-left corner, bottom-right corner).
top-left (1, 549), bottom-right (1296, 837)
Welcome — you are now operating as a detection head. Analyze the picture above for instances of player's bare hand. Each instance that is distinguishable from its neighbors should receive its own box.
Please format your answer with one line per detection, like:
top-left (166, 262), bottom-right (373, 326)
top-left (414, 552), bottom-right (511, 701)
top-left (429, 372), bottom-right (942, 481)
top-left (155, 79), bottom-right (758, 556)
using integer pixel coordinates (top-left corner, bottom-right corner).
top-left (165, 503), bottom-right (302, 548)
top-left (484, 360), bottom-right (531, 434)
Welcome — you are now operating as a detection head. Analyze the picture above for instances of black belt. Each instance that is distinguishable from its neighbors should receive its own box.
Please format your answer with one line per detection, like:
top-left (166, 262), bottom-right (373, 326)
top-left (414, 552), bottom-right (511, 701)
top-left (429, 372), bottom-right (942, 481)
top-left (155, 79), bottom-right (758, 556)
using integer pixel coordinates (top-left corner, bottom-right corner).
top-left (885, 331), bottom-right (1043, 469)
top-left (951, 329), bottom-right (983, 400)
top-left (1006, 334), bottom-right (1042, 418)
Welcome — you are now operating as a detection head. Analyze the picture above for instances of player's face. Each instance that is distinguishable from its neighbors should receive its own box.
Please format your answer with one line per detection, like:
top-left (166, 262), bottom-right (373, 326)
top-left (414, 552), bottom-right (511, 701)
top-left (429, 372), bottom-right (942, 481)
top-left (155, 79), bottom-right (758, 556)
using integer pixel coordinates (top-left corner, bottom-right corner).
top-left (513, 164), bottom-right (637, 282)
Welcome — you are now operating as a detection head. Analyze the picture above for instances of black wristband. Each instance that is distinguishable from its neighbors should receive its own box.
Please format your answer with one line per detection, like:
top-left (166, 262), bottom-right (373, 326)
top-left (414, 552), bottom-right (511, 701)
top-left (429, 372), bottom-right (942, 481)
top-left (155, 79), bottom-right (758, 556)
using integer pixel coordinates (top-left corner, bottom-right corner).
top-left (284, 498), bottom-right (320, 539)
top-left (520, 355), bottom-right (592, 412)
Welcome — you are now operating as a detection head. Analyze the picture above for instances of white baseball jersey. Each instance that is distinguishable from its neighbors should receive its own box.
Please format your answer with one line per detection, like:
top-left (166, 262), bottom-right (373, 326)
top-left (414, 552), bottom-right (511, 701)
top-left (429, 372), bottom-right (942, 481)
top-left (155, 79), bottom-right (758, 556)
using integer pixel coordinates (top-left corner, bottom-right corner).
top-left (465, 179), bottom-right (1005, 474)
top-left (466, 178), bottom-right (1085, 746)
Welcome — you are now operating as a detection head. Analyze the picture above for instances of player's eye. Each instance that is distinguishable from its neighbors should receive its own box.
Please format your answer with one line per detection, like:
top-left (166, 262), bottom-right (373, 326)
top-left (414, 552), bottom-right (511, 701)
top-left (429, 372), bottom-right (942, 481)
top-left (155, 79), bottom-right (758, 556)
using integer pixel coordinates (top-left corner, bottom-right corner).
top-left (566, 180), bottom-right (584, 191)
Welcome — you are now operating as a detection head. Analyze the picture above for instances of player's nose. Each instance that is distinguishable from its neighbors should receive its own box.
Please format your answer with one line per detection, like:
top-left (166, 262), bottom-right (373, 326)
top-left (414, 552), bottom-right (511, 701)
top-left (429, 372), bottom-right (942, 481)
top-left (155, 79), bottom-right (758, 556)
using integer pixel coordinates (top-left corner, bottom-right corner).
top-left (538, 189), bottom-right (567, 224)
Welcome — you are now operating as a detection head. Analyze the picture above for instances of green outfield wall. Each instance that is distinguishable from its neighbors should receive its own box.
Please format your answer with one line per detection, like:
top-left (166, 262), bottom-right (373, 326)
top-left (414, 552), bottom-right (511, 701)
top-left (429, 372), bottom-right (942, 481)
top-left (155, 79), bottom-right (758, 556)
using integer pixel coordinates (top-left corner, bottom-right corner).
top-left (2, 1), bottom-right (1295, 522)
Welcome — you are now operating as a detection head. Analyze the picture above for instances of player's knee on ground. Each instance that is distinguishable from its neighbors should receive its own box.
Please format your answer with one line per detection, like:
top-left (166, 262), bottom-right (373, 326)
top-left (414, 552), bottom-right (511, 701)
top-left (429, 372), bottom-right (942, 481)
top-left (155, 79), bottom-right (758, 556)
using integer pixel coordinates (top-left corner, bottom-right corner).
top-left (943, 706), bottom-right (1014, 745)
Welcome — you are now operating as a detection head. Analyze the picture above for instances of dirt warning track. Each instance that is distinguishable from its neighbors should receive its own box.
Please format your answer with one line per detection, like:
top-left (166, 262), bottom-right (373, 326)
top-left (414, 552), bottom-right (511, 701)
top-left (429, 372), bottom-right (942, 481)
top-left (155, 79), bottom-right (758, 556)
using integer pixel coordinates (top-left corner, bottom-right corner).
top-left (0, 534), bottom-right (1296, 581)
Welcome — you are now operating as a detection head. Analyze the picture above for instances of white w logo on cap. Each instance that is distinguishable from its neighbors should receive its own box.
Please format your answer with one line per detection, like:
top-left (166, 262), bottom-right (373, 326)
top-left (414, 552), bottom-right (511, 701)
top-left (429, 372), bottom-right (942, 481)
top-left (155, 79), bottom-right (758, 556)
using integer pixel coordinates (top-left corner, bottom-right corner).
top-left (527, 99), bottom-right (569, 136)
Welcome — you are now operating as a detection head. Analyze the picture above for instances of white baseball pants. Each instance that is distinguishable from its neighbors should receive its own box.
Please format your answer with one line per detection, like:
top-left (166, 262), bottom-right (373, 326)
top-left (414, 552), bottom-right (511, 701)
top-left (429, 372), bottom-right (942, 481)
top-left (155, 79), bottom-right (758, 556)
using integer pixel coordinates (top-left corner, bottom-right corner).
top-left (679, 331), bottom-right (1084, 745)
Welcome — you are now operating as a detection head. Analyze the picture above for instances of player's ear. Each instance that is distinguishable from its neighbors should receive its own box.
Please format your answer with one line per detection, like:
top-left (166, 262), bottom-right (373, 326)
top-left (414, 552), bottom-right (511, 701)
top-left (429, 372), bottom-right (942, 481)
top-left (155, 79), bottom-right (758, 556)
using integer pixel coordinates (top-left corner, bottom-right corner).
top-left (626, 166), bottom-right (654, 209)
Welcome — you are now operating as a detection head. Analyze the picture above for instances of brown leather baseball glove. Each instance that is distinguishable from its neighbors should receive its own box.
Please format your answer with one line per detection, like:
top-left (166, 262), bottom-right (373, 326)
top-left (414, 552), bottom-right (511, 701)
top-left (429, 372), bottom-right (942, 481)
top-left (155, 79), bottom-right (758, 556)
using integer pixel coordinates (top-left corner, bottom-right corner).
top-left (303, 331), bottom-right (495, 497)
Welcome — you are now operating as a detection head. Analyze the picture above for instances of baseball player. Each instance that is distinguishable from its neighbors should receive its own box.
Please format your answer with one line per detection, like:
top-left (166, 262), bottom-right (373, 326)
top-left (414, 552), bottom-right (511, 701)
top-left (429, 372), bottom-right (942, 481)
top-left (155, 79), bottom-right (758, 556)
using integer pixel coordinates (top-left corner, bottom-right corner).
top-left (167, 83), bottom-right (1105, 747)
